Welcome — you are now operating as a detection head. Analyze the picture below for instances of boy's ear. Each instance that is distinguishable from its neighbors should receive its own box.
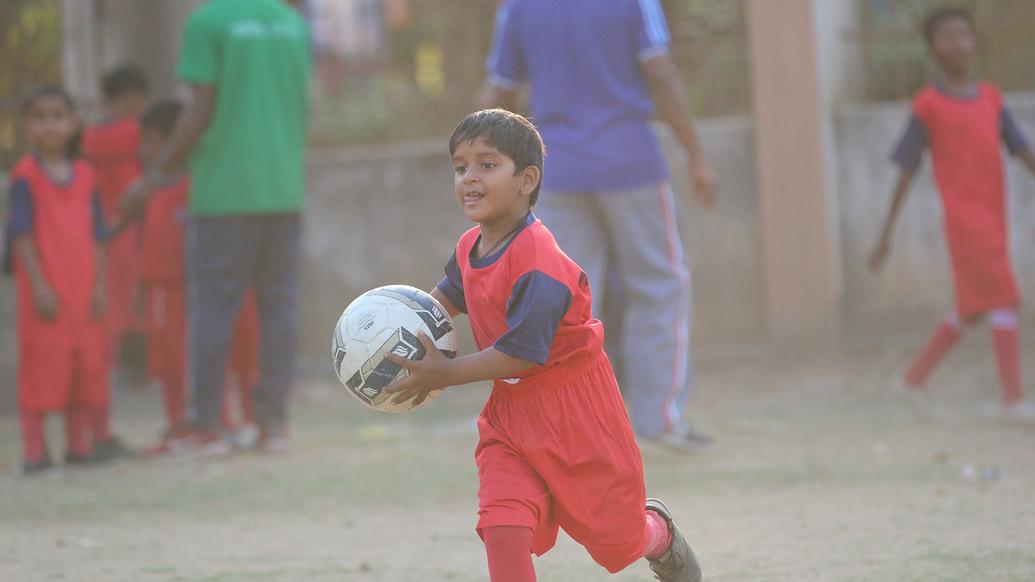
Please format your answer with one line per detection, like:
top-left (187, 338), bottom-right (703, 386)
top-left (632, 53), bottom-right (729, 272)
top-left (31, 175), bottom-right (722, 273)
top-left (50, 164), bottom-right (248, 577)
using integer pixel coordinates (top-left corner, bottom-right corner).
top-left (520, 165), bottom-right (541, 197)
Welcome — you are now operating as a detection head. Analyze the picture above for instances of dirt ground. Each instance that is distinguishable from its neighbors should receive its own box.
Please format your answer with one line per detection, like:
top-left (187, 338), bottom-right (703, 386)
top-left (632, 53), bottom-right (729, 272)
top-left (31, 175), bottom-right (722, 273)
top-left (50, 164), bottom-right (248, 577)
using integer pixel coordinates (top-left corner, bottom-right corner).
top-left (1, 339), bottom-right (1034, 581)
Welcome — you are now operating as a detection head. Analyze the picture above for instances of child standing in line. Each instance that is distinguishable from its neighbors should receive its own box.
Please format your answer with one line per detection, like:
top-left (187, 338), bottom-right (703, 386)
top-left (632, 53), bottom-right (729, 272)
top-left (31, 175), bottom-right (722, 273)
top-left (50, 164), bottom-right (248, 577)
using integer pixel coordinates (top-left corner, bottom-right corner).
top-left (871, 7), bottom-right (1035, 420)
top-left (80, 64), bottom-right (150, 458)
top-left (133, 100), bottom-right (261, 453)
top-left (3, 86), bottom-right (109, 473)
top-left (383, 109), bottom-right (701, 582)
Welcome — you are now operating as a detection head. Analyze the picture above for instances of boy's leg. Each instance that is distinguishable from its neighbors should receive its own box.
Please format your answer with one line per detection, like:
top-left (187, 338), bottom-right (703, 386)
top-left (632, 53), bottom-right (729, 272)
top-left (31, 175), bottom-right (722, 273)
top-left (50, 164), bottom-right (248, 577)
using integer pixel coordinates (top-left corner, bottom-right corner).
top-left (989, 309), bottom-right (1023, 405)
top-left (598, 183), bottom-right (693, 439)
top-left (64, 404), bottom-right (93, 458)
top-left (533, 191), bottom-right (609, 318)
top-left (904, 312), bottom-right (963, 388)
top-left (20, 410), bottom-right (47, 463)
top-left (483, 526), bottom-right (536, 582)
top-left (186, 216), bottom-right (253, 432)
top-left (251, 214), bottom-right (302, 437)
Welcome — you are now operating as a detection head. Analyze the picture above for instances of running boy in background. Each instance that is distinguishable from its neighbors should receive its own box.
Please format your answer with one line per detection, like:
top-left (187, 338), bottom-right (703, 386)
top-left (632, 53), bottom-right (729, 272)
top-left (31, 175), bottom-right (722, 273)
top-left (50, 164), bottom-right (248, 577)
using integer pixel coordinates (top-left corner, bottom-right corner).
top-left (3, 86), bottom-right (109, 473)
top-left (134, 100), bottom-right (261, 453)
top-left (80, 64), bottom-right (149, 458)
top-left (383, 109), bottom-right (701, 582)
top-left (870, 7), bottom-right (1035, 420)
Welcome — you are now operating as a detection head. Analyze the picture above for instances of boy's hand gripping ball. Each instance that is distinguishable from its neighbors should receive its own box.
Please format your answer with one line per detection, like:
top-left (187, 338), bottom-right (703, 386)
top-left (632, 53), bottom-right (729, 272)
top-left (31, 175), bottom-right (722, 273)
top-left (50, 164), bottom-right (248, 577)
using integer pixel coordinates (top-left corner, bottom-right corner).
top-left (331, 285), bottom-right (458, 413)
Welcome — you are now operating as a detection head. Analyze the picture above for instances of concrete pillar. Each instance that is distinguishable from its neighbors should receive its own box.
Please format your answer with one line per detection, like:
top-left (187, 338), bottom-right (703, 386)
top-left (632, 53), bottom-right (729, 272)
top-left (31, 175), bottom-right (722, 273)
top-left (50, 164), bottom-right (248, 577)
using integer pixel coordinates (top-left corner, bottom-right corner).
top-left (62, 0), bottom-right (202, 110)
top-left (746, 0), bottom-right (841, 341)
top-left (62, 0), bottom-right (103, 108)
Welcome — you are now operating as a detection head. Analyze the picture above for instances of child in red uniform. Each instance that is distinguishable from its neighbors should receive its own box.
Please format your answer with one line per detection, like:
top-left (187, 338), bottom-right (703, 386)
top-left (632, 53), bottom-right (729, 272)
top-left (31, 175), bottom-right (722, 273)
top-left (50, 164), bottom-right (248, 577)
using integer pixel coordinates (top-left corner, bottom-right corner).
top-left (80, 65), bottom-right (150, 457)
top-left (871, 7), bottom-right (1035, 420)
top-left (3, 86), bottom-right (109, 473)
top-left (134, 100), bottom-right (261, 452)
top-left (382, 110), bottom-right (701, 582)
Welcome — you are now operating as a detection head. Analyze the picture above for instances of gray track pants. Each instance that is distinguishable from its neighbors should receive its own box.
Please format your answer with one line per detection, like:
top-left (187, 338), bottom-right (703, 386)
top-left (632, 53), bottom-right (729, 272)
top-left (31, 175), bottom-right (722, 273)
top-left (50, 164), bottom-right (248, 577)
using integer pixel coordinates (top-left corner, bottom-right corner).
top-left (536, 183), bottom-right (692, 438)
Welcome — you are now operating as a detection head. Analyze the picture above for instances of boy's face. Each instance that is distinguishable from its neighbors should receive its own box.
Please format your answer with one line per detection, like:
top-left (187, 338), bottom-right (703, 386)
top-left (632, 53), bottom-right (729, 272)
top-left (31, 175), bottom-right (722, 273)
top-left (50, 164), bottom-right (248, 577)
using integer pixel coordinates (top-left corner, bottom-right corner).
top-left (24, 96), bottom-right (77, 157)
top-left (138, 127), bottom-right (165, 166)
top-left (452, 137), bottom-right (539, 228)
top-left (929, 16), bottom-right (975, 72)
top-left (108, 93), bottom-right (149, 118)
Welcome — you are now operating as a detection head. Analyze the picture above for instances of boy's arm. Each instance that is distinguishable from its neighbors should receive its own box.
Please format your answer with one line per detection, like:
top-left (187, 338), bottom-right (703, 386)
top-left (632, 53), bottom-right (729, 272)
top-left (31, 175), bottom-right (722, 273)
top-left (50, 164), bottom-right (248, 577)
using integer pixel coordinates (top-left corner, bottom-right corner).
top-left (475, 83), bottom-right (519, 112)
top-left (641, 54), bottom-right (717, 208)
top-left (870, 169), bottom-right (917, 272)
top-left (13, 237), bottom-right (58, 321)
top-left (430, 287), bottom-right (462, 320)
top-left (1001, 107), bottom-right (1035, 177)
top-left (1018, 149), bottom-right (1035, 177)
top-left (119, 83), bottom-right (216, 220)
top-left (383, 332), bottom-right (535, 405)
top-left (92, 244), bottom-right (107, 319)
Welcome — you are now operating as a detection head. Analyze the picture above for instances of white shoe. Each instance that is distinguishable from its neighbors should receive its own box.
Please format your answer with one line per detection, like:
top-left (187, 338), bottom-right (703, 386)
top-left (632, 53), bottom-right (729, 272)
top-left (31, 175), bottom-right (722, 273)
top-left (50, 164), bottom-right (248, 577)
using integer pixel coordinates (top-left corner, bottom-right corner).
top-left (1004, 398), bottom-right (1035, 424)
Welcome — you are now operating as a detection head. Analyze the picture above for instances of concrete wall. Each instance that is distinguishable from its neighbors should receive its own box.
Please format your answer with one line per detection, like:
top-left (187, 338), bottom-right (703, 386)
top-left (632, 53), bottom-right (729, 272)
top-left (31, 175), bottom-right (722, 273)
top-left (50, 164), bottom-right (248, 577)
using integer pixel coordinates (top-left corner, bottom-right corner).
top-left (836, 92), bottom-right (1035, 334)
top-left (298, 116), bottom-right (764, 360)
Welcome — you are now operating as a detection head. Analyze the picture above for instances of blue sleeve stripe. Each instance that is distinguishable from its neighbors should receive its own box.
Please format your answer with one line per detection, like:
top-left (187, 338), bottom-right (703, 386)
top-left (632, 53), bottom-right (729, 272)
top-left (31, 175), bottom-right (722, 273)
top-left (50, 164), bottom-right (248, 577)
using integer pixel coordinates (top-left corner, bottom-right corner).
top-left (485, 2), bottom-right (512, 74)
top-left (638, 0), bottom-right (670, 46)
top-left (890, 115), bottom-right (927, 171)
top-left (92, 189), bottom-right (107, 242)
top-left (1002, 107), bottom-right (1031, 156)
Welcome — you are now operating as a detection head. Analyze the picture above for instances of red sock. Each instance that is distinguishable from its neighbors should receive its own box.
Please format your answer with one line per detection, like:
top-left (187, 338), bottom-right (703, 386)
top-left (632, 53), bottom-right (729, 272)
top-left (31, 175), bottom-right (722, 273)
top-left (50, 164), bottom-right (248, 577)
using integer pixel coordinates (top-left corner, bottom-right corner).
top-left (163, 377), bottom-right (187, 429)
top-left (483, 526), bottom-right (536, 582)
top-left (991, 317), bottom-right (1023, 405)
top-left (904, 316), bottom-right (962, 387)
top-left (65, 406), bottom-right (93, 456)
top-left (20, 410), bottom-right (47, 462)
top-left (642, 509), bottom-right (672, 559)
top-left (92, 402), bottom-right (113, 443)
top-left (240, 382), bottom-right (256, 424)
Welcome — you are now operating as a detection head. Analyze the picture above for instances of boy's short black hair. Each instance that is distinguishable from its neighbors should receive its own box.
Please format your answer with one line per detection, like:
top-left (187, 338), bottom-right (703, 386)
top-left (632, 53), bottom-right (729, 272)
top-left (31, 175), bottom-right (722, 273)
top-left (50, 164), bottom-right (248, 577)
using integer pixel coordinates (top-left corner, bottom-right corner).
top-left (923, 6), bottom-right (974, 42)
top-left (449, 109), bottom-right (546, 207)
top-left (101, 65), bottom-right (149, 100)
top-left (140, 99), bottom-right (183, 138)
top-left (20, 84), bottom-right (75, 115)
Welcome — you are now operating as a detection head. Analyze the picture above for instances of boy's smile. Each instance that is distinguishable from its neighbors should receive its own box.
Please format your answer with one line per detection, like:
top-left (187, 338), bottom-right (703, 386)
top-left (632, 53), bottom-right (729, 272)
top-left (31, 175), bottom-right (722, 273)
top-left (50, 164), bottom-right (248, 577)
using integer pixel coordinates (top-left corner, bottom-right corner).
top-left (452, 137), bottom-right (536, 237)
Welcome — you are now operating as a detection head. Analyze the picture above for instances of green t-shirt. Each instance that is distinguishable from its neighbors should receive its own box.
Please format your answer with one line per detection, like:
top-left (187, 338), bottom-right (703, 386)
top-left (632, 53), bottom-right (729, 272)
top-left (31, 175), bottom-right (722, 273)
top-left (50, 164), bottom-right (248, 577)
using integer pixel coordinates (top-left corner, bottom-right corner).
top-left (178, 0), bottom-right (310, 215)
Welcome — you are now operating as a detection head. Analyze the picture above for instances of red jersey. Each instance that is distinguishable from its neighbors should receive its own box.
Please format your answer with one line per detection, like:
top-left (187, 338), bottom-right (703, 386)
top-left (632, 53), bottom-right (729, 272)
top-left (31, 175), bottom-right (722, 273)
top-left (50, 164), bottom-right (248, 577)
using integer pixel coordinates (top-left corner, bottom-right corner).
top-left (141, 176), bottom-right (190, 284)
top-left (7, 155), bottom-right (108, 409)
top-left (81, 117), bottom-right (141, 218)
top-left (436, 212), bottom-right (604, 379)
top-left (892, 83), bottom-right (1029, 316)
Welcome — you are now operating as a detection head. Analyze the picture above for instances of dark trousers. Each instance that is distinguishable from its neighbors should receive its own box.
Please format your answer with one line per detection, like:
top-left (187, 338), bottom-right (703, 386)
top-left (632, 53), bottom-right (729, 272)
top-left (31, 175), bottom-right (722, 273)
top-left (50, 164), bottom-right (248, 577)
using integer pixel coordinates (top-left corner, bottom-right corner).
top-left (186, 213), bottom-right (301, 429)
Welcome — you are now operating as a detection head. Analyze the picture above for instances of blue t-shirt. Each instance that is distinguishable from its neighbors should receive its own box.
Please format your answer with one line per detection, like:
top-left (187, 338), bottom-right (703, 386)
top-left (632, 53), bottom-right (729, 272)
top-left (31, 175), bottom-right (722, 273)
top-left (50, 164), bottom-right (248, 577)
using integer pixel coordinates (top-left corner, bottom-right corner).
top-left (487, 0), bottom-right (671, 192)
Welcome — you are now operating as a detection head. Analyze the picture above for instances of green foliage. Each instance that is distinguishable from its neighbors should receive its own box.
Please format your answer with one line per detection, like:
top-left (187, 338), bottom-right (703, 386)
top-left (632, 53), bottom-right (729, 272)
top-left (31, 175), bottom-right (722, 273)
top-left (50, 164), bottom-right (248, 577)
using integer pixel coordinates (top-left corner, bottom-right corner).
top-left (860, 0), bottom-right (1035, 101)
top-left (0, 0), bottom-right (62, 169)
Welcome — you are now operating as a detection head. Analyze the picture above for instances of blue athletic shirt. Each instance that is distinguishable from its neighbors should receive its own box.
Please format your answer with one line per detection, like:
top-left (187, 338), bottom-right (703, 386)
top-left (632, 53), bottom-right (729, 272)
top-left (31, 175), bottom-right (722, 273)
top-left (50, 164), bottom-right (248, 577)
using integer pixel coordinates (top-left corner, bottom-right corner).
top-left (487, 0), bottom-right (671, 192)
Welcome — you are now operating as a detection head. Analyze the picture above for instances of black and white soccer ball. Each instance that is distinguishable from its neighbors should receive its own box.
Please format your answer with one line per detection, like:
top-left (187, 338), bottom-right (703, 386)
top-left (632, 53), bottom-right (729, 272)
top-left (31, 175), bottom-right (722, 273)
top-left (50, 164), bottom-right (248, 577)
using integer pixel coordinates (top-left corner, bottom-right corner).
top-left (331, 285), bottom-right (458, 413)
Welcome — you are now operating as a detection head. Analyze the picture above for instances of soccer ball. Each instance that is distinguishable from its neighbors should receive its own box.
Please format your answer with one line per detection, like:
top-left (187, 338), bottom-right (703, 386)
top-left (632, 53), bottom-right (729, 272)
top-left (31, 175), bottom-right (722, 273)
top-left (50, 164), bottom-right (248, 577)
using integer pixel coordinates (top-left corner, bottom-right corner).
top-left (331, 285), bottom-right (459, 413)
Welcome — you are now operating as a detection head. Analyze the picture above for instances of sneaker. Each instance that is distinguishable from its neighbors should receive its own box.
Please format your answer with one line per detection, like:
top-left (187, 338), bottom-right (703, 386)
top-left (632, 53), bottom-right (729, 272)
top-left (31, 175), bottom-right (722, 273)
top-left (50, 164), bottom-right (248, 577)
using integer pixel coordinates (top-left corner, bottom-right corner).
top-left (64, 451), bottom-right (98, 466)
top-left (165, 429), bottom-right (232, 458)
top-left (1004, 398), bottom-right (1035, 424)
top-left (257, 423), bottom-right (289, 453)
top-left (641, 425), bottom-right (713, 454)
top-left (22, 455), bottom-right (54, 475)
top-left (645, 498), bottom-right (702, 582)
top-left (93, 436), bottom-right (132, 462)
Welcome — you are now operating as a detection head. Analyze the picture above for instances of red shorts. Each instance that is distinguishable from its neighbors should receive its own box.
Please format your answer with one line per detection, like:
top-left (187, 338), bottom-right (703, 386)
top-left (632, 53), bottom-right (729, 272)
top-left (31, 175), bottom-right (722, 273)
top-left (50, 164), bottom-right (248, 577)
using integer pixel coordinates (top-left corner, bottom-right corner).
top-left (227, 291), bottom-right (260, 388)
top-left (147, 283), bottom-right (187, 383)
top-left (18, 333), bottom-right (108, 412)
top-left (475, 352), bottom-right (647, 573)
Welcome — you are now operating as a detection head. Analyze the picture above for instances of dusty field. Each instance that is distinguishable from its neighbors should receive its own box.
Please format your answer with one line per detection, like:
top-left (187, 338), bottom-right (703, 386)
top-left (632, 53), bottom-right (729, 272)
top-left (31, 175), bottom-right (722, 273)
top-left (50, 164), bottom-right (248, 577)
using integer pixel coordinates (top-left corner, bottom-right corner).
top-left (1, 340), bottom-right (1034, 581)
